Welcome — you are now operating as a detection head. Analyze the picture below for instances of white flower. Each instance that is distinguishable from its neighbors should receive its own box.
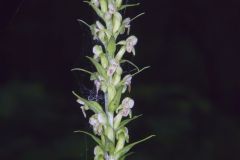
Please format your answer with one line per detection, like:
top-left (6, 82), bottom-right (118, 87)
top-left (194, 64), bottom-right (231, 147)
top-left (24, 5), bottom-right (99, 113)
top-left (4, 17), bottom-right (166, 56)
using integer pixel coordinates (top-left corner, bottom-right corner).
top-left (89, 114), bottom-right (103, 135)
top-left (93, 45), bottom-right (103, 59)
top-left (107, 59), bottom-right (119, 77)
top-left (120, 97), bottom-right (134, 117)
top-left (126, 36), bottom-right (138, 55)
top-left (91, 21), bottom-right (106, 41)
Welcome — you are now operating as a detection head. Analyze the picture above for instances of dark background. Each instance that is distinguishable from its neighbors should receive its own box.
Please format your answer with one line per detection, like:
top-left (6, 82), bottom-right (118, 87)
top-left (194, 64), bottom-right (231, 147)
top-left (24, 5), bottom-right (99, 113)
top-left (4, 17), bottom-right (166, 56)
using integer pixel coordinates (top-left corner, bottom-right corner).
top-left (1, 0), bottom-right (240, 159)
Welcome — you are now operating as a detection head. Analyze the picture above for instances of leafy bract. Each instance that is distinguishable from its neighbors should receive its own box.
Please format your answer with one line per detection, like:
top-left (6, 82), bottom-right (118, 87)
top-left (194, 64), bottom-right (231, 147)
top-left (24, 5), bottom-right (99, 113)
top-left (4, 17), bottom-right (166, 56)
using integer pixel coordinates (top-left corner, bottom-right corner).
top-left (72, 91), bottom-right (103, 113)
top-left (114, 135), bottom-right (155, 159)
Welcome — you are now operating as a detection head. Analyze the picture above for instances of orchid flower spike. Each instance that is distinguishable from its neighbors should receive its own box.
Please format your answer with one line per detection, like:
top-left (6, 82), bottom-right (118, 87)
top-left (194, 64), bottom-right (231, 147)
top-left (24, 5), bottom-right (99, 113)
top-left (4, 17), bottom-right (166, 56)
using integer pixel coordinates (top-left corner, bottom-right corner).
top-left (73, 1), bottom-right (154, 159)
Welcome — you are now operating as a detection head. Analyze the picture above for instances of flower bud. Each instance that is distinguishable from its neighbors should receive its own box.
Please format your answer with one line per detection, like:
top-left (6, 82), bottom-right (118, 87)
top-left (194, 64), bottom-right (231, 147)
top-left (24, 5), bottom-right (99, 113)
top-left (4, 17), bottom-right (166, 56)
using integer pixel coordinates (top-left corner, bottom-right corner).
top-left (104, 12), bottom-right (113, 31)
top-left (115, 127), bottom-right (129, 151)
top-left (100, 54), bottom-right (108, 68)
top-left (94, 145), bottom-right (104, 156)
top-left (116, 66), bottom-right (123, 75)
top-left (107, 36), bottom-right (116, 57)
top-left (116, 127), bottom-right (129, 142)
top-left (105, 126), bottom-right (115, 142)
top-left (115, 133), bottom-right (125, 152)
top-left (93, 45), bottom-right (103, 59)
top-left (112, 73), bottom-right (121, 86)
top-left (99, 0), bottom-right (108, 13)
top-left (113, 12), bottom-right (122, 33)
top-left (115, 46), bottom-right (126, 61)
top-left (107, 85), bottom-right (116, 103)
top-left (113, 113), bottom-right (122, 129)
top-left (116, 0), bottom-right (122, 8)
top-left (98, 30), bottom-right (106, 43)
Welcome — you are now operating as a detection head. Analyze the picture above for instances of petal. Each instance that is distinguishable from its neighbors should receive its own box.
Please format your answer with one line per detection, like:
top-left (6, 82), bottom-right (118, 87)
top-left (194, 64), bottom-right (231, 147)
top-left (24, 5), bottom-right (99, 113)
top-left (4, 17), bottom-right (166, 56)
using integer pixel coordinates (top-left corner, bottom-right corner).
top-left (80, 106), bottom-right (87, 118)
top-left (77, 99), bottom-right (85, 105)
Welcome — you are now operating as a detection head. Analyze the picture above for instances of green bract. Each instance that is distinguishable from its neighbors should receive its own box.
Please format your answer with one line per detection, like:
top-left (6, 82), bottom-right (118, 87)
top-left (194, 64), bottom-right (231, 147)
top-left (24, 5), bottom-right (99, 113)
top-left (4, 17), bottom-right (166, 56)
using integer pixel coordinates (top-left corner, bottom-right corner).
top-left (72, 0), bottom-right (154, 159)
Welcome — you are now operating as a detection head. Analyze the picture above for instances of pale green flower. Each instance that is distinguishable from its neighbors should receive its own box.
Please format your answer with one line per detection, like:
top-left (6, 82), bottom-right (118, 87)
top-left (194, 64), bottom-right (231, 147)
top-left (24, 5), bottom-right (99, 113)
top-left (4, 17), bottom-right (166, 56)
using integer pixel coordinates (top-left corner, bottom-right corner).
top-left (89, 114), bottom-right (103, 135)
